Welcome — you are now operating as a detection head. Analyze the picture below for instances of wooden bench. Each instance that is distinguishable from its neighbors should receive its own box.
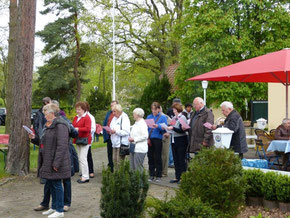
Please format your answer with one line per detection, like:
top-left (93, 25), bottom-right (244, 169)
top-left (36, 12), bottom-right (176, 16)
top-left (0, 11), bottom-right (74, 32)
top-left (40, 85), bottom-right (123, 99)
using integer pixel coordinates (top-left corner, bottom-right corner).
top-left (0, 134), bottom-right (9, 168)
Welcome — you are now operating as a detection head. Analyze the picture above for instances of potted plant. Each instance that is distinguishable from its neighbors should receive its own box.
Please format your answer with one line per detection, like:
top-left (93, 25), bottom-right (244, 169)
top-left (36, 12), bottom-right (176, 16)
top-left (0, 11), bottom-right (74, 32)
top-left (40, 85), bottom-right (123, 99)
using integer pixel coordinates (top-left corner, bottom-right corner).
top-left (261, 172), bottom-right (278, 209)
top-left (275, 174), bottom-right (290, 212)
top-left (243, 169), bottom-right (264, 206)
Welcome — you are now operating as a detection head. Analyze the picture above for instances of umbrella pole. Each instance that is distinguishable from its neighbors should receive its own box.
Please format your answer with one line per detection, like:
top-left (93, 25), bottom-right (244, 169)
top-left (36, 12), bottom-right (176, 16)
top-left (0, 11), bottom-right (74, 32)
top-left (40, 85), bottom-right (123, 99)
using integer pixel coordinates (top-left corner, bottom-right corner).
top-left (287, 71), bottom-right (289, 118)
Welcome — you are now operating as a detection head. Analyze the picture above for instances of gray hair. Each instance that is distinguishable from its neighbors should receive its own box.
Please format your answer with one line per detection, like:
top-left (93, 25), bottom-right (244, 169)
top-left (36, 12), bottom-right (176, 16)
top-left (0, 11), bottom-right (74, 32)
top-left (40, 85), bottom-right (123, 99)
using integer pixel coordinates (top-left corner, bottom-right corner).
top-left (51, 100), bottom-right (59, 107)
top-left (194, 97), bottom-right (204, 104)
top-left (112, 104), bottom-right (122, 113)
top-left (220, 101), bottom-right (233, 109)
top-left (43, 103), bottom-right (60, 116)
top-left (282, 118), bottom-right (290, 124)
top-left (133, 108), bottom-right (145, 118)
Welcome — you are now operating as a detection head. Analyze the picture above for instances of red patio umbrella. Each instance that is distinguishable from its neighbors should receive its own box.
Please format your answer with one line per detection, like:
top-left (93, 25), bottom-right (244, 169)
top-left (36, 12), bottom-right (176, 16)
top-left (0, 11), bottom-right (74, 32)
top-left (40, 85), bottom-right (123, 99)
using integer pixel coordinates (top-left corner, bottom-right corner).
top-left (188, 48), bottom-right (290, 117)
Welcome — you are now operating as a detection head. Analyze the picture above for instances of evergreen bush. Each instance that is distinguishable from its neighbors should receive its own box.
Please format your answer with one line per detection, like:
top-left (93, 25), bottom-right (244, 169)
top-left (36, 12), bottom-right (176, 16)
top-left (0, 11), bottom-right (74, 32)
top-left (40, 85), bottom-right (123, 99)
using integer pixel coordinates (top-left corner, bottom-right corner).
top-left (179, 148), bottom-right (246, 217)
top-left (146, 194), bottom-right (220, 218)
top-left (139, 76), bottom-right (172, 116)
top-left (261, 172), bottom-right (277, 201)
top-left (243, 169), bottom-right (264, 198)
top-left (100, 160), bottom-right (149, 218)
top-left (275, 174), bottom-right (290, 202)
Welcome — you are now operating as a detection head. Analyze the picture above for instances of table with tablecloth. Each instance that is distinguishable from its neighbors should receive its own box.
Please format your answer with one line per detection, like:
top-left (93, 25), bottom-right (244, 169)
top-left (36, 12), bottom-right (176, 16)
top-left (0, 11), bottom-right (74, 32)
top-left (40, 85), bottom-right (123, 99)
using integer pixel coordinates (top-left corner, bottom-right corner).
top-left (267, 140), bottom-right (290, 153)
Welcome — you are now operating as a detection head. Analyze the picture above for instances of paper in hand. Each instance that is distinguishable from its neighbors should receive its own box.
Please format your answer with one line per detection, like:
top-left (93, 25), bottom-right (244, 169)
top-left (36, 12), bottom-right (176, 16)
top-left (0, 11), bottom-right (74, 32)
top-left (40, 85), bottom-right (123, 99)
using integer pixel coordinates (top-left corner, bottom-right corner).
top-left (103, 126), bottom-right (112, 132)
top-left (203, 122), bottom-right (213, 129)
top-left (23, 125), bottom-right (33, 134)
top-left (178, 117), bottom-right (190, 129)
top-left (145, 119), bottom-right (155, 128)
top-left (170, 119), bottom-right (176, 125)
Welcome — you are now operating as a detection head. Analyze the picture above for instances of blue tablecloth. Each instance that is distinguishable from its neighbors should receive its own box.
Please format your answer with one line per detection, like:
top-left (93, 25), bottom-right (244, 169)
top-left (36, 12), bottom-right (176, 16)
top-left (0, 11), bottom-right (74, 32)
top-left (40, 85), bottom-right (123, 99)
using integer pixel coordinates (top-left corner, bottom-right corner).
top-left (267, 140), bottom-right (290, 154)
top-left (242, 159), bottom-right (268, 169)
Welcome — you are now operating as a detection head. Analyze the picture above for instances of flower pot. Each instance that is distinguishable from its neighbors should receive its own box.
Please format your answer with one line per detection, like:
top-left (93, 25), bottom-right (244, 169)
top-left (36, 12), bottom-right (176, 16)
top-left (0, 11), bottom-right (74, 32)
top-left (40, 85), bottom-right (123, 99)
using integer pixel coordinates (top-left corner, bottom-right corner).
top-left (247, 196), bottom-right (263, 206)
top-left (263, 199), bottom-right (278, 209)
top-left (278, 202), bottom-right (290, 212)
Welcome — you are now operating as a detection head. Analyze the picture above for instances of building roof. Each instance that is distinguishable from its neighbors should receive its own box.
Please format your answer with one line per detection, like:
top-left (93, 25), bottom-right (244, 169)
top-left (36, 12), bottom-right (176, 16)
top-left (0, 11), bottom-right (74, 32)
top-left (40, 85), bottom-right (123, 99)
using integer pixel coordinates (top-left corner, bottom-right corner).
top-left (159, 63), bottom-right (179, 91)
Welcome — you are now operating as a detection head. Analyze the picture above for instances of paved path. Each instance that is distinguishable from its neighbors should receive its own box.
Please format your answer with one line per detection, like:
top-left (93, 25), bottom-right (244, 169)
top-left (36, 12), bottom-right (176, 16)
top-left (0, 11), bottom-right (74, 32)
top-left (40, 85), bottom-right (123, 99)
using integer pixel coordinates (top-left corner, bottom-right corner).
top-left (0, 147), bottom-right (175, 218)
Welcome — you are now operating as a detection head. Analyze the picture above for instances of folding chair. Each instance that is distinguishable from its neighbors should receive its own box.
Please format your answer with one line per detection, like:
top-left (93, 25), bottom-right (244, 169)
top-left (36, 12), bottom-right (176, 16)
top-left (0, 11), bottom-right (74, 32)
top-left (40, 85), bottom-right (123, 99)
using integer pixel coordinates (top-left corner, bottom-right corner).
top-left (255, 138), bottom-right (281, 170)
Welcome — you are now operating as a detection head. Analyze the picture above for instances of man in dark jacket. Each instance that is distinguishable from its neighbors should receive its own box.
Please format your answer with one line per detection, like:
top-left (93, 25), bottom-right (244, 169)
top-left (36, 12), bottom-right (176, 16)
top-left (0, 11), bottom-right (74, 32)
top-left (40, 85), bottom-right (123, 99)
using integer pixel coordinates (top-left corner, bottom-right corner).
top-left (33, 97), bottom-right (51, 139)
top-left (219, 101), bottom-right (248, 158)
top-left (188, 97), bottom-right (214, 153)
top-left (103, 100), bottom-right (118, 172)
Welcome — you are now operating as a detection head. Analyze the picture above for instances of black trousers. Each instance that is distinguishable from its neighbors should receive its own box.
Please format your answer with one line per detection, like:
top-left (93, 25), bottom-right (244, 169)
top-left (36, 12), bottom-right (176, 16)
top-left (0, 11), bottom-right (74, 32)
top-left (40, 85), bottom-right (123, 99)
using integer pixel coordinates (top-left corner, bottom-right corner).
top-left (87, 146), bottom-right (94, 174)
top-left (148, 138), bottom-right (163, 178)
top-left (107, 138), bottom-right (114, 172)
top-left (172, 136), bottom-right (188, 180)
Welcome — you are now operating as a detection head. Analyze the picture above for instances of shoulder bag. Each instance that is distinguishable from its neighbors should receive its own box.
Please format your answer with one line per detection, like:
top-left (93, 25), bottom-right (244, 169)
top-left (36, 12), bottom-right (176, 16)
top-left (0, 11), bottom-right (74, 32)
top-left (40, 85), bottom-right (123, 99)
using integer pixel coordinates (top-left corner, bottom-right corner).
top-left (119, 117), bottom-right (130, 156)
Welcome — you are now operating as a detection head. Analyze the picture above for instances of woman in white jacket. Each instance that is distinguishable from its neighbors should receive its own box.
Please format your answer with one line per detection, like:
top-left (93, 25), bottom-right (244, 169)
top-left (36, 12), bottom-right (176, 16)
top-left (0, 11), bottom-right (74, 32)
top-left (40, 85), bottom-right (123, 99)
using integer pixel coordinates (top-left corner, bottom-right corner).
top-left (109, 104), bottom-right (130, 166)
top-left (128, 108), bottom-right (148, 172)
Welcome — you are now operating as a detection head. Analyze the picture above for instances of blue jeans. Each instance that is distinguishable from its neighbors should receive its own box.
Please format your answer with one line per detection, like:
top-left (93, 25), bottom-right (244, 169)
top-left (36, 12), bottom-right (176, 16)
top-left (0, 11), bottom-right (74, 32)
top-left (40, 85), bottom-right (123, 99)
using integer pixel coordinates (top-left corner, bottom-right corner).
top-left (41, 178), bottom-right (71, 207)
top-left (47, 179), bottom-right (64, 213)
top-left (168, 140), bottom-right (174, 166)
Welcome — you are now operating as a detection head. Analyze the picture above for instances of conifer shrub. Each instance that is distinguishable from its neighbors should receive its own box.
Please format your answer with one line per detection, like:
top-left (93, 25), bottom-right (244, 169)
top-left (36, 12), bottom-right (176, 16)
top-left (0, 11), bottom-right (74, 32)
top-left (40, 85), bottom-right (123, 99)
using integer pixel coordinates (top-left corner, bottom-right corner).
top-left (261, 171), bottom-right (277, 201)
top-left (243, 169), bottom-right (264, 198)
top-left (179, 147), bottom-right (246, 217)
top-left (275, 174), bottom-right (290, 203)
top-left (146, 194), bottom-right (220, 218)
top-left (100, 160), bottom-right (149, 218)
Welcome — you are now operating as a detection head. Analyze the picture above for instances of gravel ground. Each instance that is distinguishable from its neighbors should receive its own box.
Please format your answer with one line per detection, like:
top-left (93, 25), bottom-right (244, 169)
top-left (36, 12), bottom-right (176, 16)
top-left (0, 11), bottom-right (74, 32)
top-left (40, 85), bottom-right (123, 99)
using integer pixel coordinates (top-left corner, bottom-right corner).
top-left (0, 147), bottom-right (289, 218)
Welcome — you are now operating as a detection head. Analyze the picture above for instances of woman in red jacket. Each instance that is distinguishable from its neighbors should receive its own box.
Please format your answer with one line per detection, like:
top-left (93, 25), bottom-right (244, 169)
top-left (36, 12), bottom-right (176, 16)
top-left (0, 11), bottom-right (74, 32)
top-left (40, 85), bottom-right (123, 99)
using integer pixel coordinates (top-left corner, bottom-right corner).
top-left (72, 101), bottom-right (91, 183)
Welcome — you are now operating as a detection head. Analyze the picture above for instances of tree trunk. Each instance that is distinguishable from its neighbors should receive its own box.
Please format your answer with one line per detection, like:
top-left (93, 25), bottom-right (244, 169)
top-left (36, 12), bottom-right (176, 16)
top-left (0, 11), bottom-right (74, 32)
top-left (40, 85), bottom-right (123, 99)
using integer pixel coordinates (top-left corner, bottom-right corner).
top-left (5, 0), bottom-right (18, 134)
top-left (73, 11), bottom-right (81, 103)
top-left (6, 0), bottom-right (36, 175)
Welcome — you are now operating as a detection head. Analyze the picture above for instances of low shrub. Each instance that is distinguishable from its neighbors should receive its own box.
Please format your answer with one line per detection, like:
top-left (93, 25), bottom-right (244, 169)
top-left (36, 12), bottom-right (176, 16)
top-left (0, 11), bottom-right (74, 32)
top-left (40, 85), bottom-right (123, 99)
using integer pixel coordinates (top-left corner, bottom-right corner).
top-left (146, 194), bottom-right (220, 218)
top-left (261, 172), bottom-right (277, 201)
top-left (275, 174), bottom-right (290, 203)
top-left (179, 147), bottom-right (246, 218)
top-left (100, 160), bottom-right (149, 218)
top-left (243, 169), bottom-right (264, 198)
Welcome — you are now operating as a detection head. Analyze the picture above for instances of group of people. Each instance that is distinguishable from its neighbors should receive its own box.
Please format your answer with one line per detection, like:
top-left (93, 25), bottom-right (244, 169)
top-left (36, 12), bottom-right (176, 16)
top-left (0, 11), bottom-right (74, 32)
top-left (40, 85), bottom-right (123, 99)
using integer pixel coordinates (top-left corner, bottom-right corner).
top-left (31, 96), bottom-right (250, 218)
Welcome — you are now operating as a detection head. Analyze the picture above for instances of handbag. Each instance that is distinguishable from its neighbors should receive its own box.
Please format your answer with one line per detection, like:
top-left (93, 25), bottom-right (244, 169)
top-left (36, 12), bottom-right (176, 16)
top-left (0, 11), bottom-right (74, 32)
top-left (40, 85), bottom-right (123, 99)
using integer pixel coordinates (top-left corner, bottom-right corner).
top-left (75, 137), bottom-right (88, 146)
top-left (120, 144), bottom-right (130, 156)
top-left (118, 117), bottom-right (130, 156)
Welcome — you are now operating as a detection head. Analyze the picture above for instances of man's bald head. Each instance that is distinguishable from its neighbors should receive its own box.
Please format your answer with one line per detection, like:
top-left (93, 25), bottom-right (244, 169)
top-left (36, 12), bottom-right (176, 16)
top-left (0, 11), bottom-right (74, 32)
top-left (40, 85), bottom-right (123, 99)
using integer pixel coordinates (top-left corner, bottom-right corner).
top-left (193, 97), bottom-right (204, 112)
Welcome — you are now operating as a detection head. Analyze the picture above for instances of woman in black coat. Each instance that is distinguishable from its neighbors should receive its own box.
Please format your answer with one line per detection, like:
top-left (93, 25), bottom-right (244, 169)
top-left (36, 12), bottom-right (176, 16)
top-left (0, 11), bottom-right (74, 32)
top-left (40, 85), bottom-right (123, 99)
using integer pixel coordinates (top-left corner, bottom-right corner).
top-left (31, 103), bottom-right (70, 217)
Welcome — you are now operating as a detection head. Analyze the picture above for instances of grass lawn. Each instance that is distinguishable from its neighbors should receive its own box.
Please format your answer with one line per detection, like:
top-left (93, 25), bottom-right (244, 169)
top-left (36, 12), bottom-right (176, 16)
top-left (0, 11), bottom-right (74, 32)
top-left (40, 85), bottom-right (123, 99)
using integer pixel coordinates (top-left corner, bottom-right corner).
top-left (0, 125), bottom-right (106, 179)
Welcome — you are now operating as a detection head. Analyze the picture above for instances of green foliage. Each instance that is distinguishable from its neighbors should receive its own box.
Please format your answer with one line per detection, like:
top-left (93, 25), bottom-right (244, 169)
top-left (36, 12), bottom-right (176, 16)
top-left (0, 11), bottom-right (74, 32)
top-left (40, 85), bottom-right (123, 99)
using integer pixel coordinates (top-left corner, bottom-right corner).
top-left (179, 148), bottom-right (246, 217)
top-left (175, 0), bottom-right (290, 112)
top-left (146, 194), bottom-right (220, 218)
top-left (139, 76), bottom-right (172, 116)
top-left (275, 174), bottom-right (290, 203)
top-left (100, 160), bottom-right (149, 218)
top-left (261, 172), bottom-right (277, 201)
top-left (243, 169), bottom-right (264, 198)
top-left (86, 88), bottom-right (111, 116)
top-left (250, 213), bottom-right (263, 218)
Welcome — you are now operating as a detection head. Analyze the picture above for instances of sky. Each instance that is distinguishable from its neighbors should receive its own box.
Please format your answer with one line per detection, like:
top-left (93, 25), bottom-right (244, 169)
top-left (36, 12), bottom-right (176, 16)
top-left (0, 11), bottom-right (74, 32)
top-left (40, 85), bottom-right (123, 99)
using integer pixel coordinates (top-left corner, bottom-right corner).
top-left (0, 0), bottom-right (57, 69)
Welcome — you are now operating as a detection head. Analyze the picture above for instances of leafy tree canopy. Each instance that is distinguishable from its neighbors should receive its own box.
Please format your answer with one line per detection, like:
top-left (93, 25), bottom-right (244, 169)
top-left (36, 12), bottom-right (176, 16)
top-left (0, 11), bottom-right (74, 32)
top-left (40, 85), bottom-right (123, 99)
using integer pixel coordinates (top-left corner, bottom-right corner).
top-left (175, 0), bottom-right (290, 112)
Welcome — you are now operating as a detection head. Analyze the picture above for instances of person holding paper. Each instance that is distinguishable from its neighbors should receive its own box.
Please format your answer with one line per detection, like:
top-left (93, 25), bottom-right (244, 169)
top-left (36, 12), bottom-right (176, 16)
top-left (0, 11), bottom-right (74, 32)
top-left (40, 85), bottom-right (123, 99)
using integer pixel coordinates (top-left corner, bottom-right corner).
top-left (188, 97), bottom-right (214, 153)
top-left (128, 108), bottom-right (148, 172)
top-left (32, 103), bottom-right (71, 218)
top-left (72, 101), bottom-right (92, 184)
top-left (167, 102), bottom-right (188, 184)
top-left (110, 104), bottom-right (130, 167)
top-left (212, 101), bottom-right (248, 158)
top-left (103, 100), bottom-right (118, 172)
top-left (146, 102), bottom-right (167, 182)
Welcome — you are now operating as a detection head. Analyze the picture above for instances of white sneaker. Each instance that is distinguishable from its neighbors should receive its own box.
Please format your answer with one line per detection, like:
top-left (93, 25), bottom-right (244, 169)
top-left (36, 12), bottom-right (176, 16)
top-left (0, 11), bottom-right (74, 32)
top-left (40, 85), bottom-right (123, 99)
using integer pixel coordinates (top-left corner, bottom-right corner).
top-left (42, 209), bottom-right (56, 215)
top-left (48, 211), bottom-right (64, 218)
